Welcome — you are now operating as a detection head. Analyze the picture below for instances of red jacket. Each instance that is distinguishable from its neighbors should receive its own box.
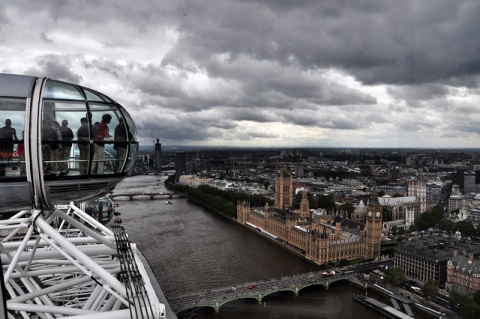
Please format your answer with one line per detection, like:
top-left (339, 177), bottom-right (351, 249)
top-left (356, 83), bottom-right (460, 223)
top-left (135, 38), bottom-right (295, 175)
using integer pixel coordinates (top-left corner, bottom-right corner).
top-left (95, 122), bottom-right (112, 145)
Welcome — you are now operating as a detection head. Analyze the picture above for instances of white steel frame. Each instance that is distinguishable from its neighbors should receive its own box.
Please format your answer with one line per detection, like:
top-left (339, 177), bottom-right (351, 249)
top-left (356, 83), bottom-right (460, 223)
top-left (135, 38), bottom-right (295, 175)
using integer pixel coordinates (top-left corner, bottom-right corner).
top-left (1, 203), bottom-right (165, 319)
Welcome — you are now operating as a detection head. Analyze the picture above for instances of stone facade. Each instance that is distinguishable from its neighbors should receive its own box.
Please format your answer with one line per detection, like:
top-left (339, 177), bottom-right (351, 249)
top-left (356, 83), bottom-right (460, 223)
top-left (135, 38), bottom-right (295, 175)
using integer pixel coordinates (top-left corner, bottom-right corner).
top-left (394, 235), bottom-right (480, 285)
top-left (446, 252), bottom-right (480, 296)
top-left (237, 166), bottom-right (383, 265)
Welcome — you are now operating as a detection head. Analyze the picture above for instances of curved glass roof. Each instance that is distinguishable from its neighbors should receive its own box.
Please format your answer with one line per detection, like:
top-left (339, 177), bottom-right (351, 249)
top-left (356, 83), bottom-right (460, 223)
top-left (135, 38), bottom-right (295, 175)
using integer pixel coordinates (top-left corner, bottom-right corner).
top-left (0, 74), bottom-right (36, 98)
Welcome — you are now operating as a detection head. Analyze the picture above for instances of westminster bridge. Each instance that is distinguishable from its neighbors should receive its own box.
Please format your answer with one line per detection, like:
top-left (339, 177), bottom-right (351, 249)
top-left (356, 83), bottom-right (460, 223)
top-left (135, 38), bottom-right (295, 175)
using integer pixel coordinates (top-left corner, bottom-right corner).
top-left (108, 191), bottom-right (187, 200)
top-left (169, 270), bottom-right (355, 315)
top-left (168, 259), bottom-right (393, 315)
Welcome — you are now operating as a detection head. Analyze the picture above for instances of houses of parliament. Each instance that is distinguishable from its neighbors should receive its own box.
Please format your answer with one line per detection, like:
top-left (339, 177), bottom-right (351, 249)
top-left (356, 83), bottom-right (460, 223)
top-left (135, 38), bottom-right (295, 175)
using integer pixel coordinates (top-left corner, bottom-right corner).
top-left (237, 166), bottom-right (383, 265)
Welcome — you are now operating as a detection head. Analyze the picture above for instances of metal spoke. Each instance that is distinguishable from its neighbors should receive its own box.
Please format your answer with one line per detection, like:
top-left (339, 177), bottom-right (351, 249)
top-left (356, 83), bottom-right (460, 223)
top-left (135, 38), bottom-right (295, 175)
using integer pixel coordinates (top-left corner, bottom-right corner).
top-left (1, 204), bottom-right (165, 318)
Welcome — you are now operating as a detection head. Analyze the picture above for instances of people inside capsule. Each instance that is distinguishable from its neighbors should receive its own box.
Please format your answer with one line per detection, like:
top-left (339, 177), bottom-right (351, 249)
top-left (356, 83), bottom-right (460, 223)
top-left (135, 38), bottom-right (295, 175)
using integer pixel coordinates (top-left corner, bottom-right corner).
top-left (77, 117), bottom-right (90, 175)
top-left (114, 117), bottom-right (132, 173)
top-left (0, 119), bottom-right (18, 176)
top-left (17, 131), bottom-right (25, 176)
top-left (90, 122), bottom-right (99, 173)
top-left (93, 114), bottom-right (112, 174)
top-left (45, 121), bottom-right (62, 175)
top-left (0, 119), bottom-right (18, 159)
top-left (59, 120), bottom-right (73, 175)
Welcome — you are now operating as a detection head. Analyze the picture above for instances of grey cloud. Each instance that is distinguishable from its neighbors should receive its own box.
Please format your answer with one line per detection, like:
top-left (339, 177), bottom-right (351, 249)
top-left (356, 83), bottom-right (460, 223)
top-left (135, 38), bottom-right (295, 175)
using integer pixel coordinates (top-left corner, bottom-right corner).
top-left (40, 32), bottom-right (53, 44)
top-left (223, 108), bottom-right (281, 123)
top-left (170, 1), bottom-right (480, 87)
top-left (0, 3), bottom-right (11, 30)
top-left (387, 84), bottom-right (449, 106)
top-left (82, 59), bottom-right (120, 79)
top-left (24, 54), bottom-right (83, 83)
top-left (136, 110), bottom-right (239, 144)
top-left (3, 0), bottom-right (480, 148)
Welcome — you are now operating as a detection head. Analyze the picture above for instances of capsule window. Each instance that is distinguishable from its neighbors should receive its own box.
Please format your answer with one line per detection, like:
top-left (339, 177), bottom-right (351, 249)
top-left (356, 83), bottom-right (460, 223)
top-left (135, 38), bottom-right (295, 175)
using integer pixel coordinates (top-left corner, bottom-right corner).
top-left (89, 104), bottom-right (125, 175)
top-left (116, 105), bottom-right (138, 173)
top-left (83, 88), bottom-right (113, 103)
top-left (0, 98), bottom-right (26, 178)
top-left (41, 101), bottom-right (89, 177)
top-left (43, 80), bottom-right (84, 100)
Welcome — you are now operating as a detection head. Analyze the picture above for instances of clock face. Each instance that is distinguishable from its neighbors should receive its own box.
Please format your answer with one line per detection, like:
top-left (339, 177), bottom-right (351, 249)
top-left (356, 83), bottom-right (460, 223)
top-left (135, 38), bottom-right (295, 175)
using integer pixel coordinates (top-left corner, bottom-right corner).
top-left (368, 211), bottom-right (372, 217)
top-left (376, 211), bottom-right (381, 218)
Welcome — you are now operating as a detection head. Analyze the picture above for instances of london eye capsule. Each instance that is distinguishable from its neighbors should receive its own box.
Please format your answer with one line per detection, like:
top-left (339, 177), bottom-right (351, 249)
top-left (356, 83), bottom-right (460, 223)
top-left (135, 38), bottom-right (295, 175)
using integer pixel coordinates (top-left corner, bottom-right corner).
top-left (0, 73), bottom-right (139, 213)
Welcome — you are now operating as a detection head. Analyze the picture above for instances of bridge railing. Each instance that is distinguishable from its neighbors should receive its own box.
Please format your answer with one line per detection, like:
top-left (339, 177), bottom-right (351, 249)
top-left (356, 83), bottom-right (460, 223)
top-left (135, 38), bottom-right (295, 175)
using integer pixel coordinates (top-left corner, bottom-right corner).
top-left (169, 273), bottom-right (353, 314)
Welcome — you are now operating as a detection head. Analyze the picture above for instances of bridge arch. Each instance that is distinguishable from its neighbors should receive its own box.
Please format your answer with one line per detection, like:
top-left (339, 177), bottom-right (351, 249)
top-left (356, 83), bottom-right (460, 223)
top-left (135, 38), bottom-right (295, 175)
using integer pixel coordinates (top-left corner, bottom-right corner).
top-left (171, 274), bottom-right (354, 315)
top-left (262, 288), bottom-right (297, 299)
top-left (176, 305), bottom-right (216, 317)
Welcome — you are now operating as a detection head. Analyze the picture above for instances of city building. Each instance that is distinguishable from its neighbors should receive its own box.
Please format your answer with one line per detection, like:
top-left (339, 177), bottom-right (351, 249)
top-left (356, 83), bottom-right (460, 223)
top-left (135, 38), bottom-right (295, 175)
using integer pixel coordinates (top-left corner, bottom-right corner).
top-left (237, 166), bottom-right (383, 265)
top-left (154, 139), bottom-right (162, 171)
top-left (449, 195), bottom-right (464, 212)
top-left (408, 180), bottom-right (427, 213)
top-left (175, 151), bottom-right (187, 182)
top-left (352, 200), bottom-right (367, 222)
top-left (426, 181), bottom-right (442, 204)
top-left (178, 175), bottom-right (213, 187)
top-left (295, 164), bottom-right (305, 178)
top-left (378, 195), bottom-right (417, 228)
top-left (446, 252), bottom-right (480, 296)
top-left (464, 171), bottom-right (476, 194)
top-left (394, 233), bottom-right (480, 285)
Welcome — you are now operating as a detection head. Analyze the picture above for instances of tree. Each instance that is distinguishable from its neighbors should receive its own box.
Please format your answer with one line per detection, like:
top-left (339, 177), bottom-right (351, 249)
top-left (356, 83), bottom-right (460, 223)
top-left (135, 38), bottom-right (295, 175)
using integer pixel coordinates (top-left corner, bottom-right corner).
top-left (456, 220), bottom-right (477, 237)
top-left (473, 289), bottom-right (480, 306)
top-left (438, 219), bottom-right (455, 233)
top-left (412, 205), bottom-right (444, 231)
top-left (391, 225), bottom-right (398, 234)
top-left (359, 165), bottom-right (372, 177)
top-left (450, 291), bottom-right (477, 319)
top-left (339, 259), bottom-right (349, 267)
top-left (317, 195), bottom-right (335, 212)
top-left (421, 280), bottom-right (438, 300)
top-left (385, 267), bottom-right (405, 285)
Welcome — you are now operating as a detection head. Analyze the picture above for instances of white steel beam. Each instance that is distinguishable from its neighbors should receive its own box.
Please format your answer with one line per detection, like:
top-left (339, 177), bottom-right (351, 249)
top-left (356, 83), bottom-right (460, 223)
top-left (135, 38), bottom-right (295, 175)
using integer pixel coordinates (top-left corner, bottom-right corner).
top-left (1, 203), bottom-right (165, 319)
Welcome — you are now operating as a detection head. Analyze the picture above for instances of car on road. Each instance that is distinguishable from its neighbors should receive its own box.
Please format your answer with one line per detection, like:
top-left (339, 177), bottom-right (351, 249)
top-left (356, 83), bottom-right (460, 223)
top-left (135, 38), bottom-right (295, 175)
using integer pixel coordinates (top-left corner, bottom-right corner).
top-left (248, 285), bottom-right (256, 289)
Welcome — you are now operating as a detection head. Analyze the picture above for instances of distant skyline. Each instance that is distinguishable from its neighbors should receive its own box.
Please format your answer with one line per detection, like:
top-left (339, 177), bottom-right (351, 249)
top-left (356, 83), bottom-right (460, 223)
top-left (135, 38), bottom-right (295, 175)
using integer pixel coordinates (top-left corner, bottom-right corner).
top-left (1, 1), bottom-right (480, 148)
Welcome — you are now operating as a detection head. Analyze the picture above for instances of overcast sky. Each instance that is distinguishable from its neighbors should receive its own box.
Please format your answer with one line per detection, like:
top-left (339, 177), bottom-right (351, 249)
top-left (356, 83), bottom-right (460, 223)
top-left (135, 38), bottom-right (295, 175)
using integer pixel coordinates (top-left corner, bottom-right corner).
top-left (1, 1), bottom-right (480, 148)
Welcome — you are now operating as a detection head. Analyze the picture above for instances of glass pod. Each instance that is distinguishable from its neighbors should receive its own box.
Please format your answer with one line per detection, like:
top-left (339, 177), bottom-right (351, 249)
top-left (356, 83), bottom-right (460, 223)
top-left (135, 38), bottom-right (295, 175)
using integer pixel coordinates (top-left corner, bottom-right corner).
top-left (0, 73), bottom-right (139, 213)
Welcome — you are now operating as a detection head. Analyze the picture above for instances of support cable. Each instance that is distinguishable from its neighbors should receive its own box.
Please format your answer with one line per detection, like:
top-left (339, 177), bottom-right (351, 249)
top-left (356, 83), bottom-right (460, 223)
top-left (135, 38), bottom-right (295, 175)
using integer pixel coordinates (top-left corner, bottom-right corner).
top-left (111, 225), bottom-right (154, 319)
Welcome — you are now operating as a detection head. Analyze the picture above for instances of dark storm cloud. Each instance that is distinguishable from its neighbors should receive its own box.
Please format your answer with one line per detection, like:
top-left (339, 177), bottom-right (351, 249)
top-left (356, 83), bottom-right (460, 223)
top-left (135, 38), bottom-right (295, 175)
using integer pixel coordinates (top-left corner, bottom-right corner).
top-left (197, 55), bottom-right (377, 109)
top-left (25, 54), bottom-right (83, 83)
top-left (82, 59), bottom-right (120, 79)
top-left (137, 112), bottom-right (239, 143)
top-left (220, 108), bottom-right (280, 123)
top-left (387, 83), bottom-right (450, 107)
top-left (3, 0), bottom-right (480, 147)
top-left (169, 0), bottom-right (480, 87)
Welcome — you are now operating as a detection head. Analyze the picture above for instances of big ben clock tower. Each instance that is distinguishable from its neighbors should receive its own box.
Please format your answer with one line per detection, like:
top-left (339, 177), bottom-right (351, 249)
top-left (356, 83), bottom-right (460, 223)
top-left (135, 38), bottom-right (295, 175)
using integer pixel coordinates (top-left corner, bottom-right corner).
top-left (365, 195), bottom-right (382, 259)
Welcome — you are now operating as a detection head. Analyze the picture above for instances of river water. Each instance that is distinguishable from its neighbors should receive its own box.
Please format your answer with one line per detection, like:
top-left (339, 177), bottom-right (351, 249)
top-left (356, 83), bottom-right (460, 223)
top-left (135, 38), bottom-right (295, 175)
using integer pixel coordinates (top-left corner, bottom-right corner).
top-left (113, 175), bottom-right (428, 319)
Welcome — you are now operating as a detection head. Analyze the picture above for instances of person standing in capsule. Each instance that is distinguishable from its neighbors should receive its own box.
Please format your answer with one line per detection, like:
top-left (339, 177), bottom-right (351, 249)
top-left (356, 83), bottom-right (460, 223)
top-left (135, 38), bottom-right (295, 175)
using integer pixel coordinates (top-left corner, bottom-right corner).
top-left (93, 114), bottom-right (112, 174)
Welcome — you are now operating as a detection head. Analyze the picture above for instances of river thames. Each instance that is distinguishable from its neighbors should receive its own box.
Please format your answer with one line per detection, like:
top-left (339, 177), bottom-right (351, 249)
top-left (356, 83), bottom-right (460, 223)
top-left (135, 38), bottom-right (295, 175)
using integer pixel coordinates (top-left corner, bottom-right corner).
top-left (113, 175), bottom-right (429, 319)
